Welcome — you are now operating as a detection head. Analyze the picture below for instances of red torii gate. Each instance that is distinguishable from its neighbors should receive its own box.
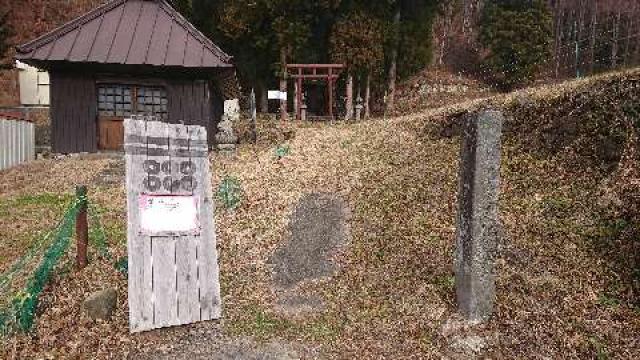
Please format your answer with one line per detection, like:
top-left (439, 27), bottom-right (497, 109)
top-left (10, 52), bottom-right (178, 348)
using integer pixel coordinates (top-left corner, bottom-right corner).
top-left (286, 64), bottom-right (345, 120)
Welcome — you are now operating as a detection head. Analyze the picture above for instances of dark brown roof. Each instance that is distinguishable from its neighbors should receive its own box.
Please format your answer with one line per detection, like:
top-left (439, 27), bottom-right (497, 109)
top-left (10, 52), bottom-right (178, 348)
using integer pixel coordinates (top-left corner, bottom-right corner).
top-left (15, 0), bottom-right (232, 69)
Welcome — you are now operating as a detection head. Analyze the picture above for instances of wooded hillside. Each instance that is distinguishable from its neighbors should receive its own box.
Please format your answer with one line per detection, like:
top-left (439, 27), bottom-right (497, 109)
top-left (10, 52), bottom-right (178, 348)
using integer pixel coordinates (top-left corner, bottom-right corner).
top-left (435, 0), bottom-right (640, 77)
top-left (1, 0), bottom-right (640, 106)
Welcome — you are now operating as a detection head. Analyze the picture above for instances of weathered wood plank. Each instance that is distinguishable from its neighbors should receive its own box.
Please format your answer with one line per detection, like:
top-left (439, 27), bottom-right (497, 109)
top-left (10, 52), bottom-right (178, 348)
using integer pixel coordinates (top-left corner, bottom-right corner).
top-left (167, 123), bottom-right (198, 325)
top-left (125, 119), bottom-right (153, 332)
top-left (151, 236), bottom-right (177, 327)
top-left (176, 236), bottom-right (200, 323)
top-left (177, 124), bottom-right (204, 324)
top-left (146, 120), bottom-right (178, 328)
top-left (189, 124), bottom-right (222, 320)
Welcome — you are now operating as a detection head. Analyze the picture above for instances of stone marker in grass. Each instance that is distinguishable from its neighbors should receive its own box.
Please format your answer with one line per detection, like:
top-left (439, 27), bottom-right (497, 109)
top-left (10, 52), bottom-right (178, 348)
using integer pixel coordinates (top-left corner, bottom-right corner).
top-left (455, 110), bottom-right (503, 323)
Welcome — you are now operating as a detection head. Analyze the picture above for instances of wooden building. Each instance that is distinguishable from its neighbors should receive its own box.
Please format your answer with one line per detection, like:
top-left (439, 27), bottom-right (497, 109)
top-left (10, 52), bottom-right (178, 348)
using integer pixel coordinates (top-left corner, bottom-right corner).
top-left (15, 0), bottom-right (234, 153)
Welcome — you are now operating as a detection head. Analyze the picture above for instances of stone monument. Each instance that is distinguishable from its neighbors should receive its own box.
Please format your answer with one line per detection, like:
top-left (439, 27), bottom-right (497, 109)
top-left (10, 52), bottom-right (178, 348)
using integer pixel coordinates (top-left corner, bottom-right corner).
top-left (215, 113), bottom-right (238, 151)
top-left (454, 110), bottom-right (503, 323)
top-left (216, 99), bottom-right (240, 151)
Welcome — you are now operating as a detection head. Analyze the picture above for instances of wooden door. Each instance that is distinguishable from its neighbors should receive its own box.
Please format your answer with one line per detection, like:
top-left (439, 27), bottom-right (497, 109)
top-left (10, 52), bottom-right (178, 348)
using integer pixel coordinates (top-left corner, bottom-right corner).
top-left (98, 116), bottom-right (124, 150)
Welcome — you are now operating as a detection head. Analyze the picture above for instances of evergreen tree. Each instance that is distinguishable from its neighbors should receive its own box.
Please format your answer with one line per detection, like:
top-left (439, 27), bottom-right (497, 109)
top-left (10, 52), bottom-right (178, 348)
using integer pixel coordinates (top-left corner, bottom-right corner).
top-left (218, 1), bottom-right (339, 102)
top-left (172, 0), bottom-right (193, 20)
top-left (395, 0), bottom-right (439, 79)
top-left (330, 10), bottom-right (384, 79)
top-left (383, 0), bottom-right (438, 109)
top-left (480, 0), bottom-right (553, 90)
top-left (188, 0), bottom-right (438, 112)
top-left (330, 8), bottom-right (385, 118)
top-left (191, 0), bottom-right (220, 36)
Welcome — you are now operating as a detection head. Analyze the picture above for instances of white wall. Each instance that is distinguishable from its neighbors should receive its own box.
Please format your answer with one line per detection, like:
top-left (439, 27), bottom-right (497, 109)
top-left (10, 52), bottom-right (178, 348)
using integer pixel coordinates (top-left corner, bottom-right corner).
top-left (16, 61), bottom-right (50, 106)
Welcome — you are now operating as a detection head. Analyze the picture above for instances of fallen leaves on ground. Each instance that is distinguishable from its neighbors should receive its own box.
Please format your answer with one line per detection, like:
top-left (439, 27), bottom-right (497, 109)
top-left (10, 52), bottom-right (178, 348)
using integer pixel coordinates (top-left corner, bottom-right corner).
top-left (0, 68), bottom-right (639, 359)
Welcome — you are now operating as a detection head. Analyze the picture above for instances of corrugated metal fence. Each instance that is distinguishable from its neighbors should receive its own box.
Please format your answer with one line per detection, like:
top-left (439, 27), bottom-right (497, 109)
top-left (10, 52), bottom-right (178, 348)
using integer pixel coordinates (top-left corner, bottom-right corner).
top-left (0, 117), bottom-right (35, 171)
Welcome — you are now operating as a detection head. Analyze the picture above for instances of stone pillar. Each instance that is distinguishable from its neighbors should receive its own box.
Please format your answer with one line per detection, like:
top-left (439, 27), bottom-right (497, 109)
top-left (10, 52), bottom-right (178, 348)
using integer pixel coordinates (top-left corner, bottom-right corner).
top-left (345, 74), bottom-right (353, 121)
top-left (294, 80), bottom-right (300, 120)
top-left (355, 96), bottom-right (363, 122)
top-left (455, 110), bottom-right (503, 323)
top-left (249, 89), bottom-right (257, 144)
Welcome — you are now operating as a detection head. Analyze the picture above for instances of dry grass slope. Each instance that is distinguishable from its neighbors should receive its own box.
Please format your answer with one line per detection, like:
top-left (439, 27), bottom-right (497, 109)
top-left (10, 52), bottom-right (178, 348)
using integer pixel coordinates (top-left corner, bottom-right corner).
top-left (0, 68), bottom-right (638, 358)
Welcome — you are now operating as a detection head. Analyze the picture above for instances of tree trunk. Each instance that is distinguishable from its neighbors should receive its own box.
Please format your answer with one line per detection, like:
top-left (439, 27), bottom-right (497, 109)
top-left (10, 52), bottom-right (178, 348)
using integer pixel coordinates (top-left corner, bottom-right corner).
top-left (624, 12), bottom-right (632, 66)
top-left (634, 5), bottom-right (640, 65)
top-left (257, 80), bottom-right (268, 113)
top-left (589, 1), bottom-right (597, 74)
top-left (462, 0), bottom-right (470, 37)
top-left (439, 2), bottom-right (453, 66)
top-left (365, 72), bottom-right (371, 119)
top-left (279, 46), bottom-right (288, 122)
top-left (555, 6), bottom-right (564, 78)
top-left (345, 73), bottom-right (353, 120)
top-left (577, 4), bottom-right (585, 77)
top-left (387, 7), bottom-right (401, 111)
top-left (612, 10), bottom-right (621, 68)
top-left (573, 13), bottom-right (578, 78)
top-left (260, 89), bottom-right (268, 114)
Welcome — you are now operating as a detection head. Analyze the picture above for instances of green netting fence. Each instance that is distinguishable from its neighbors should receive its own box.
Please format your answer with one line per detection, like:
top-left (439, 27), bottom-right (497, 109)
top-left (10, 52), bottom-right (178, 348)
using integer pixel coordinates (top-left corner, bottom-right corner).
top-left (0, 188), bottom-right (112, 336)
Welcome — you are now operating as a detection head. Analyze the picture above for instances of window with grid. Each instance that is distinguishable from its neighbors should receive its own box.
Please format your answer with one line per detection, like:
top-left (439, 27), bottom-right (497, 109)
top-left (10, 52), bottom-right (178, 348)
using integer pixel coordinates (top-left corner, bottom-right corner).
top-left (97, 84), bottom-right (168, 120)
top-left (136, 87), bottom-right (168, 120)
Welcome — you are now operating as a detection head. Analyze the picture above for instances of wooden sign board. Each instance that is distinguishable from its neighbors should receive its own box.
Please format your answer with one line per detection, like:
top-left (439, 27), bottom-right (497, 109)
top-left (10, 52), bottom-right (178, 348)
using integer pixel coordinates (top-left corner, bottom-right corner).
top-left (124, 117), bottom-right (221, 333)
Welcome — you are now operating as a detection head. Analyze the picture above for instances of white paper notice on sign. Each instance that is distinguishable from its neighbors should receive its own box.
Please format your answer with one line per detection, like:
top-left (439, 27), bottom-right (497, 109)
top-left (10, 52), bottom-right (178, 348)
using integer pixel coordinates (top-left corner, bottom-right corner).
top-left (268, 90), bottom-right (287, 100)
top-left (139, 195), bottom-right (200, 235)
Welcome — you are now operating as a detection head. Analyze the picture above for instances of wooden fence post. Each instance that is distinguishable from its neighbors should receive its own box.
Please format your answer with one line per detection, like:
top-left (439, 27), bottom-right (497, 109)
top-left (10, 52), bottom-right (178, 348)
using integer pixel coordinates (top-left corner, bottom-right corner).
top-left (76, 185), bottom-right (88, 270)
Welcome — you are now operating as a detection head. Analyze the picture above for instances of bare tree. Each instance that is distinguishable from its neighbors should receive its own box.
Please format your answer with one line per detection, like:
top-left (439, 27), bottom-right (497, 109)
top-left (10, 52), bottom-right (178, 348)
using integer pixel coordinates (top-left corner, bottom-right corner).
top-left (612, 4), bottom-right (621, 67)
top-left (279, 47), bottom-right (288, 121)
top-left (589, 0), bottom-right (598, 73)
top-left (438, 0), bottom-right (456, 66)
top-left (364, 72), bottom-right (371, 119)
top-left (387, 7), bottom-right (400, 111)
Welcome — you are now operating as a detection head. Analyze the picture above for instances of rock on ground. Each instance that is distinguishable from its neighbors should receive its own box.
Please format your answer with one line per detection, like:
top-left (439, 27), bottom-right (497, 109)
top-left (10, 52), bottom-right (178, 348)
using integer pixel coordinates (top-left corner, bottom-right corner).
top-left (269, 193), bottom-right (349, 315)
top-left (269, 193), bottom-right (349, 288)
top-left (83, 287), bottom-right (118, 321)
top-left (93, 157), bottom-right (125, 187)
